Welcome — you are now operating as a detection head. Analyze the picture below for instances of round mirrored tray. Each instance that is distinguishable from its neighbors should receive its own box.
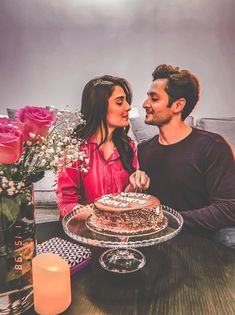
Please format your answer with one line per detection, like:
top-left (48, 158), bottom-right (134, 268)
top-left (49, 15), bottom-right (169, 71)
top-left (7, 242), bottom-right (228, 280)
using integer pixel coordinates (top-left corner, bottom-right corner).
top-left (62, 205), bottom-right (183, 273)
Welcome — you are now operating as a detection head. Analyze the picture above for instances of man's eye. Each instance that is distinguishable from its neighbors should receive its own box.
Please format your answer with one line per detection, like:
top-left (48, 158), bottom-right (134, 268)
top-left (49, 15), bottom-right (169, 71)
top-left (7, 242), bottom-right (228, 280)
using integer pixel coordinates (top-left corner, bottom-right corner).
top-left (116, 101), bottom-right (123, 105)
top-left (152, 98), bottom-right (158, 102)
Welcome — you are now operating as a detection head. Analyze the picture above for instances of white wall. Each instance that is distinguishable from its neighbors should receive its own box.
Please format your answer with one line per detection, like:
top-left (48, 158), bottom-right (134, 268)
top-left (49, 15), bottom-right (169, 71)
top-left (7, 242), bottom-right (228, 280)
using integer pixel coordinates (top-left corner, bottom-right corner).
top-left (0, 0), bottom-right (234, 119)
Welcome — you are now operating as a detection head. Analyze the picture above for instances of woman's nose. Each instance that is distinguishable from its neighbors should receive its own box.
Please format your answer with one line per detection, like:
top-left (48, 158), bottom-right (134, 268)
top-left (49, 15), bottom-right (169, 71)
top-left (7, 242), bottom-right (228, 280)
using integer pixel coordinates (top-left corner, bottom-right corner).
top-left (125, 102), bottom-right (131, 111)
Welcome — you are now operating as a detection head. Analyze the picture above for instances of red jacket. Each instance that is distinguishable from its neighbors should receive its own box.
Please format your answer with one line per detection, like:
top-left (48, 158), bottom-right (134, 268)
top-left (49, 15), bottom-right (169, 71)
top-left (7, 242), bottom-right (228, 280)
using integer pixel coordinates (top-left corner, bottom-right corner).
top-left (56, 136), bottom-right (139, 217)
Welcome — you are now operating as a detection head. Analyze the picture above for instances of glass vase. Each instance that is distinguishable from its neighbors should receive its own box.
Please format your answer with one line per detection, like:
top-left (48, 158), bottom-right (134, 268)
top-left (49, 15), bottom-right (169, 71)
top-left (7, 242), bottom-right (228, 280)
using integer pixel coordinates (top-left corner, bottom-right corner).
top-left (0, 185), bottom-right (35, 314)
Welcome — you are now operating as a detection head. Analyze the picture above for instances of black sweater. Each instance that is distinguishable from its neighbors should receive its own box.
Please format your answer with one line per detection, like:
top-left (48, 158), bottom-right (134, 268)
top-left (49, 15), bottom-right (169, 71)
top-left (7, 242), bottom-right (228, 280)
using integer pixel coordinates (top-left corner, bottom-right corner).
top-left (138, 128), bottom-right (235, 231)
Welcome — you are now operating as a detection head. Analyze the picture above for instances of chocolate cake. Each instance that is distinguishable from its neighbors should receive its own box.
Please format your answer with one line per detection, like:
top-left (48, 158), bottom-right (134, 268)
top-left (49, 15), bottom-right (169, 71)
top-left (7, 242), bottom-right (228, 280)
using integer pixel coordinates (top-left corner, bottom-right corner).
top-left (87, 192), bottom-right (168, 235)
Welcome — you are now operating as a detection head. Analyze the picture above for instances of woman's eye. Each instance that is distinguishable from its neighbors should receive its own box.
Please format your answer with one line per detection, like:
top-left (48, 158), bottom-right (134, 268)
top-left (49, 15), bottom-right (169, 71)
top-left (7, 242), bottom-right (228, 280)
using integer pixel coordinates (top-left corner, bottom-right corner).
top-left (116, 101), bottom-right (123, 105)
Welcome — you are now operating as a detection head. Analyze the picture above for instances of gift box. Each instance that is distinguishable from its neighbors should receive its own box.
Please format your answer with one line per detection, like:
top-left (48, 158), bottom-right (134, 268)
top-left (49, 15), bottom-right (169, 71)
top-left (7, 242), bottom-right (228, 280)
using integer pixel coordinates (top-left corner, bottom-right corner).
top-left (36, 237), bottom-right (91, 274)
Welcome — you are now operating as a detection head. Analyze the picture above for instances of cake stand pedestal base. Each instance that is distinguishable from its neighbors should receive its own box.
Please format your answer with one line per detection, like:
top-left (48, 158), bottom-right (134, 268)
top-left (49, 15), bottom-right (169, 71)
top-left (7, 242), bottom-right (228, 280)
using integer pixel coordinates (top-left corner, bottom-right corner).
top-left (99, 248), bottom-right (146, 273)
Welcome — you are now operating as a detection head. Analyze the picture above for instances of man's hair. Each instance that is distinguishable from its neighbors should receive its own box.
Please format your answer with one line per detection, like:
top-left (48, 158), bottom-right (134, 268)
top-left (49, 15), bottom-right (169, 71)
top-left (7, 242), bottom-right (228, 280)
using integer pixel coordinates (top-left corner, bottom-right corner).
top-left (152, 64), bottom-right (200, 120)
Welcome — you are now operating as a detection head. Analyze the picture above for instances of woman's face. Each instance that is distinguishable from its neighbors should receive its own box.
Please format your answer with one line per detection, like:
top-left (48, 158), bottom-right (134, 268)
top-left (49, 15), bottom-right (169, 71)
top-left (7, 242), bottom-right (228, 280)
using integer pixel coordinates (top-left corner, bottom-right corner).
top-left (106, 85), bottom-right (131, 129)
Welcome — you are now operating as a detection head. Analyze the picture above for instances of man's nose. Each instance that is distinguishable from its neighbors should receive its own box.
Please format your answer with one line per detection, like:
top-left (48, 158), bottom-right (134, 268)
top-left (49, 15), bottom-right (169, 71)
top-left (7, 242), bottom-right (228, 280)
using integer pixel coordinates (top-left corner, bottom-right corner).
top-left (143, 99), bottom-right (149, 108)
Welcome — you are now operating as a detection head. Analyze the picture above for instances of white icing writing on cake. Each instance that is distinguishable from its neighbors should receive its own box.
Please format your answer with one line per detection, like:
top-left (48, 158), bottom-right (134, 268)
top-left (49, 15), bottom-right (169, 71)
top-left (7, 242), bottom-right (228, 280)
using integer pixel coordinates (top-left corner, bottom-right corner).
top-left (99, 197), bottom-right (129, 207)
top-left (98, 193), bottom-right (151, 207)
top-left (114, 196), bottom-right (147, 205)
top-left (120, 192), bottom-right (150, 199)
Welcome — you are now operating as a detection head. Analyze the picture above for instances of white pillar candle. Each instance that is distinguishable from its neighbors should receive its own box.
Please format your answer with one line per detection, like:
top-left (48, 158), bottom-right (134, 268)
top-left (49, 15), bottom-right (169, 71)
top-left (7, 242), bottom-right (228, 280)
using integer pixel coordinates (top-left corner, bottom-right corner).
top-left (32, 253), bottom-right (71, 315)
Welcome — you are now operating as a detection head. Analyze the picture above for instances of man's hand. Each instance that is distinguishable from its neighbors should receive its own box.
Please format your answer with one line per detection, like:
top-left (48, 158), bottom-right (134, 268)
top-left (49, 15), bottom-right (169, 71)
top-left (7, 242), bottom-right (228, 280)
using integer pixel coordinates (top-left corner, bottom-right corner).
top-left (126, 170), bottom-right (150, 192)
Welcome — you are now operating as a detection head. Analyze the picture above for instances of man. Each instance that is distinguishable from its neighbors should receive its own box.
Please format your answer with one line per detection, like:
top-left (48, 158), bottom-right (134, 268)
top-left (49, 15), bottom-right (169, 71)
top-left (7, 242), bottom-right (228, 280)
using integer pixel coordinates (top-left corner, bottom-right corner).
top-left (138, 64), bottom-right (235, 244)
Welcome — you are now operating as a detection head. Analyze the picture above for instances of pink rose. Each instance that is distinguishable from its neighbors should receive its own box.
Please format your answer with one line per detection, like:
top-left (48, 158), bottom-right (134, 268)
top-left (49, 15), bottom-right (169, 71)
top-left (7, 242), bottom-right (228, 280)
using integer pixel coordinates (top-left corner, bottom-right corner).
top-left (0, 117), bottom-right (19, 127)
top-left (15, 106), bottom-right (56, 140)
top-left (0, 120), bottom-right (24, 164)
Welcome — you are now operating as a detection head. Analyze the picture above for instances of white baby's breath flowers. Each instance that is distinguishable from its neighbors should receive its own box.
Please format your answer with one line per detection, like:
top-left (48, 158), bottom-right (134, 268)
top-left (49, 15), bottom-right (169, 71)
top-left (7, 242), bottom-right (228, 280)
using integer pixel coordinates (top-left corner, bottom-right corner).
top-left (27, 107), bottom-right (88, 173)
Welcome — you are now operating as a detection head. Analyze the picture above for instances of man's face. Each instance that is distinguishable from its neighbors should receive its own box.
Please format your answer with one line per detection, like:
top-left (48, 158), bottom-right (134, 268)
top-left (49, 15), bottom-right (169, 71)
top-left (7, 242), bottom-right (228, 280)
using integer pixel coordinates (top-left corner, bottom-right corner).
top-left (143, 78), bottom-right (173, 127)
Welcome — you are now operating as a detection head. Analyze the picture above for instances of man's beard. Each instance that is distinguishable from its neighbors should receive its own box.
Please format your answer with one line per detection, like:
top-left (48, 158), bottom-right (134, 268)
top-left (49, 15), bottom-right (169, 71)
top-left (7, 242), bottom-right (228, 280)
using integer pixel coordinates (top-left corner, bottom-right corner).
top-left (145, 118), bottom-right (157, 126)
top-left (145, 115), bottom-right (172, 127)
top-left (145, 100), bottom-right (172, 127)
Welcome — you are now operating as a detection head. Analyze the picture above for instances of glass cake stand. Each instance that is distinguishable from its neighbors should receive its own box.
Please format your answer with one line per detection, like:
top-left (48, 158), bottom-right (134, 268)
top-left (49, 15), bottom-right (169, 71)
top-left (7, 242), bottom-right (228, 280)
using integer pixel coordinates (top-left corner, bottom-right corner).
top-left (62, 205), bottom-right (183, 273)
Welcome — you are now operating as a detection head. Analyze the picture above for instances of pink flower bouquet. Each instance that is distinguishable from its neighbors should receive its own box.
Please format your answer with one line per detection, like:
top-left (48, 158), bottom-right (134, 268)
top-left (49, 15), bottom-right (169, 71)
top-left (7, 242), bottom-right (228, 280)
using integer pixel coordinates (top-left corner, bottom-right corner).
top-left (0, 105), bottom-right (88, 195)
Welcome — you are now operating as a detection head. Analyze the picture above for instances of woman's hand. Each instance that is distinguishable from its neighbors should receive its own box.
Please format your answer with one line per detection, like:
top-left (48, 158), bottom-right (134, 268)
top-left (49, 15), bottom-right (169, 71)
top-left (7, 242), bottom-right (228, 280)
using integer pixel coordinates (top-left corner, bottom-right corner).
top-left (125, 170), bottom-right (150, 192)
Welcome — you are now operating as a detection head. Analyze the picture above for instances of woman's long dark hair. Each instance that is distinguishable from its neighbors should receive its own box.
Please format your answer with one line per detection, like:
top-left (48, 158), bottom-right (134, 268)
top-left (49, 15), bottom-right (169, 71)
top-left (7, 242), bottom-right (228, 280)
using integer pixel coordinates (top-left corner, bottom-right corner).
top-left (73, 75), bottom-right (135, 174)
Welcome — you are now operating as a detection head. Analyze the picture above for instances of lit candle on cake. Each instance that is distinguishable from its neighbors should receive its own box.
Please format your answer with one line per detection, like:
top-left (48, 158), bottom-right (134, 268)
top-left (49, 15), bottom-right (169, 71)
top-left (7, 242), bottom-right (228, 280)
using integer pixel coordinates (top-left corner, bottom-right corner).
top-left (32, 253), bottom-right (71, 315)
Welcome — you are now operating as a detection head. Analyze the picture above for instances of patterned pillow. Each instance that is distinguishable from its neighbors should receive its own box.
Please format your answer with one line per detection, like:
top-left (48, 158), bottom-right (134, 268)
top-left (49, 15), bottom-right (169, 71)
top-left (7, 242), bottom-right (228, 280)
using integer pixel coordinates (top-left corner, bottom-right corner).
top-left (129, 117), bottom-right (157, 143)
top-left (196, 118), bottom-right (235, 152)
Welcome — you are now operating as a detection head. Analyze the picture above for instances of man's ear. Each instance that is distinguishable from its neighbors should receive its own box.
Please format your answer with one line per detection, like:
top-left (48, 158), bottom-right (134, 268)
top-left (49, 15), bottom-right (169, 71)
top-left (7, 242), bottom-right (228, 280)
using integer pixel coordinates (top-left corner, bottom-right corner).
top-left (173, 98), bottom-right (186, 114)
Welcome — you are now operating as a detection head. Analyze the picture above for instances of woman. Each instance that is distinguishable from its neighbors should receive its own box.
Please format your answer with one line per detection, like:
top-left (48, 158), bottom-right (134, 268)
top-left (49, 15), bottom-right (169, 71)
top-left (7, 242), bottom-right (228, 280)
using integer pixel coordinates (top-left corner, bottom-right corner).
top-left (56, 75), bottom-right (149, 217)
